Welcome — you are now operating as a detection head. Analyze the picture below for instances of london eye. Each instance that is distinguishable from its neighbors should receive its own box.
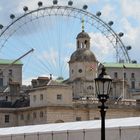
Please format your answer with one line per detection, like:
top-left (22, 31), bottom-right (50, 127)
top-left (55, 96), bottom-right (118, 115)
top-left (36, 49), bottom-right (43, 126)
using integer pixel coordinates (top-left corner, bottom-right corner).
top-left (0, 0), bottom-right (131, 84)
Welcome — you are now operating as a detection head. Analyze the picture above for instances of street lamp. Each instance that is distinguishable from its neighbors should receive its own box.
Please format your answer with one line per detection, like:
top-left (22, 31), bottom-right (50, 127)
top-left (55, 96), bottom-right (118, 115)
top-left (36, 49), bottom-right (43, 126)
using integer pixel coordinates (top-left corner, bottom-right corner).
top-left (94, 67), bottom-right (112, 140)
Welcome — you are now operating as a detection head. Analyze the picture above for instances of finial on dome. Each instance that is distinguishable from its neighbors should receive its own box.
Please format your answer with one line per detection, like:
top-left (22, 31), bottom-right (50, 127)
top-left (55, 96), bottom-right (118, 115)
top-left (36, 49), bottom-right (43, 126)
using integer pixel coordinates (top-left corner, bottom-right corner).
top-left (81, 17), bottom-right (85, 32)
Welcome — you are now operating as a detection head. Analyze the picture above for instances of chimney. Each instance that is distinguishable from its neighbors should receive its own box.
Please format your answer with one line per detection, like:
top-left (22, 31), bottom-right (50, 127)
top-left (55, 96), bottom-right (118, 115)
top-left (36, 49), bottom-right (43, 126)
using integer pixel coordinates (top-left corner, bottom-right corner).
top-left (9, 81), bottom-right (20, 95)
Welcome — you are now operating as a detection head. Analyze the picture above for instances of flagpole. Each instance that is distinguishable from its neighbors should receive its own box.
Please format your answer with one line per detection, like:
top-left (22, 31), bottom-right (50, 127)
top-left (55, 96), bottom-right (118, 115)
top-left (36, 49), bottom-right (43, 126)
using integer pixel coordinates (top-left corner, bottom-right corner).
top-left (122, 67), bottom-right (124, 99)
top-left (122, 65), bottom-right (126, 99)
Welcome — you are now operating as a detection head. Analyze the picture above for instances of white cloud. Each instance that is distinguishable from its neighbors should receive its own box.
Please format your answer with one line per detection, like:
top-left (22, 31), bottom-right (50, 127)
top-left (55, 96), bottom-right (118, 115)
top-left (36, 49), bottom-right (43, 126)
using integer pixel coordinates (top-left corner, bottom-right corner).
top-left (67, 43), bottom-right (75, 49)
top-left (0, 6), bottom-right (2, 11)
top-left (89, 32), bottom-right (114, 62)
top-left (37, 48), bottom-right (58, 67)
top-left (76, 0), bottom-right (98, 4)
top-left (121, 0), bottom-right (140, 20)
top-left (22, 77), bottom-right (32, 85)
top-left (121, 18), bottom-right (139, 43)
top-left (101, 4), bottom-right (117, 21)
top-left (120, 18), bottom-right (140, 62)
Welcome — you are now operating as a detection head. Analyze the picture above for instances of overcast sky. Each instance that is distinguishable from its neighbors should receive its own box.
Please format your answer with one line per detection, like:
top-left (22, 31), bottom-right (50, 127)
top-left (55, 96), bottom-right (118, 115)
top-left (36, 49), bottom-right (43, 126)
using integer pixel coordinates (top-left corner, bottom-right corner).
top-left (0, 0), bottom-right (140, 84)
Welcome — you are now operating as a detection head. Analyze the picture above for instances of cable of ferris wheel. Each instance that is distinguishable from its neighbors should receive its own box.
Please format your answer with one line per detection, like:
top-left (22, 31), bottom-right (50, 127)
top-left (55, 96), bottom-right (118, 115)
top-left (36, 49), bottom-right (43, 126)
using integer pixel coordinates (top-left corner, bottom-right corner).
top-left (0, 48), bottom-right (34, 74)
top-left (0, 5), bottom-right (130, 63)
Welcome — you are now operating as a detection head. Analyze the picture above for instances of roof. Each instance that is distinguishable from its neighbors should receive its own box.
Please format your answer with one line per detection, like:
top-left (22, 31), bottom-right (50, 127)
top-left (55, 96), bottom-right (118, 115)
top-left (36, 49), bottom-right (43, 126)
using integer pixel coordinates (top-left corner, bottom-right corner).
top-left (103, 63), bottom-right (140, 69)
top-left (0, 117), bottom-right (140, 135)
top-left (0, 100), bottom-right (12, 108)
top-left (0, 59), bottom-right (22, 65)
top-left (47, 80), bottom-right (69, 87)
top-left (70, 49), bottom-right (96, 62)
top-left (12, 98), bottom-right (30, 108)
top-left (76, 31), bottom-right (90, 39)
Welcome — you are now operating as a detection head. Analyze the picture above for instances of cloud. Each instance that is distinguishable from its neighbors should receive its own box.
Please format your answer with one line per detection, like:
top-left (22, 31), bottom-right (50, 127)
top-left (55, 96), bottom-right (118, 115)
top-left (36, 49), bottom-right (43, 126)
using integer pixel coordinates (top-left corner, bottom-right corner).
top-left (120, 18), bottom-right (140, 62)
top-left (0, 6), bottom-right (2, 11)
top-left (22, 77), bottom-right (33, 85)
top-left (67, 43), bottom-right (75, 49)
top-left (37, 48), bottom-right (58, 67)
top-left (121, 0), bottom-right (140, 20)
top-left (121, 18), bottom-right (139, 43)
top-left (76, 0), bottom-right (98, 5)
top-left (89, 32), bottom-right (114, 62)
top-left (101, 4), bottom-right (117, 21)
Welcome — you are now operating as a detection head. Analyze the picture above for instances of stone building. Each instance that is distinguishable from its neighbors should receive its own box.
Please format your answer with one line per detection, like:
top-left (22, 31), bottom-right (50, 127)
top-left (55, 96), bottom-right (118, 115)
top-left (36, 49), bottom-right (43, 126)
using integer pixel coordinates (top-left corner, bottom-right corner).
top-left (0, 59), bottom-right (22, 88)
top-left (104, 63), bottom-right (140, 99)
top-left (0, 30), bottom-right (140, 128)
top-left (68, 30), bottom-right (97, 98)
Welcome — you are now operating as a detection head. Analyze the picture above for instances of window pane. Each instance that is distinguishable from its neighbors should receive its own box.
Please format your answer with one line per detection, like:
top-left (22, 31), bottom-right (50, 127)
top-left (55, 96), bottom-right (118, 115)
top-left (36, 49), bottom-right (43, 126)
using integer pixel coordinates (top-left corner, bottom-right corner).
top-left (40, 94), bottom-right (43, 100)
top-left (5, 115), bottom-right (9, 123)
top-left (57, 94), bottom-right (62, 100)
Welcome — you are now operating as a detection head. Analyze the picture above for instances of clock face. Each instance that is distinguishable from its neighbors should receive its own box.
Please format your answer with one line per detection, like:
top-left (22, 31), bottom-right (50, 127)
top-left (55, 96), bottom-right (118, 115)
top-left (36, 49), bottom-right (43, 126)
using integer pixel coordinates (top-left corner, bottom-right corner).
top-left (86, 63), bottom-right (97, 72)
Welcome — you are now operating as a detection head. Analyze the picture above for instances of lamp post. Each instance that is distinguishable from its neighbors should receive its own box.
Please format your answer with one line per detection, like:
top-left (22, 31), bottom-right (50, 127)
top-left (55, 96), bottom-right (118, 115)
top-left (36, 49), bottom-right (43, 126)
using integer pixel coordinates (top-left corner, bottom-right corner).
top-left (94, 67), bottom-right (112, 140)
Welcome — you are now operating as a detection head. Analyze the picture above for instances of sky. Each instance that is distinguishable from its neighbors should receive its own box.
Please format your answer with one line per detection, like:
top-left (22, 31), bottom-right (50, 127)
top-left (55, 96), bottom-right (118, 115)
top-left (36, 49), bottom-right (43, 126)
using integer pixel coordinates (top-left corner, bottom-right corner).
top-left (0, 0), bottom-right (140, 85)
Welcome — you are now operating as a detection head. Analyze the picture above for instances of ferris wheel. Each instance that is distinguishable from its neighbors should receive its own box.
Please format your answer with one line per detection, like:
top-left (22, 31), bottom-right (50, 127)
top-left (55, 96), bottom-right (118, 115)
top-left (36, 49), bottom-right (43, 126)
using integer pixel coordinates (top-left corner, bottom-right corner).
top-left (0, 0), bottom-right (132, 83)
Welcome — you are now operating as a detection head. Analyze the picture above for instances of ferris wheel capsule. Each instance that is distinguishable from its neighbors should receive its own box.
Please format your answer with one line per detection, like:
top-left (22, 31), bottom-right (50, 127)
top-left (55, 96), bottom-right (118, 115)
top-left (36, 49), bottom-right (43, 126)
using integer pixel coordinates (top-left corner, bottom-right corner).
top-left (23, 6), bottom-right (29, 12)
top-left (126, 46), bottom-right (132, 50)
top-left (96, 11), bottom-right (101, 17)
top-left (10, 14), bottom-right (15, 19)
top-left (38, 1), bottom-right (43, 7)
top-left (0, 24), bottom-right (4, 29)
top-left (118, 32), bottom-right (124, 37)
top-left (108, 21), bottom-right (114, 26)
top-left (83, 5), bottom-right (88, 10)
top-left (68, 1), bottom-right (73, 6)
top-left (53, 0), bottom-right (58, 5)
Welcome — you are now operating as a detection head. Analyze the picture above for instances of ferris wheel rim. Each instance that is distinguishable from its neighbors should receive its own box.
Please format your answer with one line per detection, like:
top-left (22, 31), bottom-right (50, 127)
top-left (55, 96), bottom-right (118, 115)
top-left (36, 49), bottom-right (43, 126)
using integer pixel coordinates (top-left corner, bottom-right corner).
top-left (0, 4), bottom-right (131, 63)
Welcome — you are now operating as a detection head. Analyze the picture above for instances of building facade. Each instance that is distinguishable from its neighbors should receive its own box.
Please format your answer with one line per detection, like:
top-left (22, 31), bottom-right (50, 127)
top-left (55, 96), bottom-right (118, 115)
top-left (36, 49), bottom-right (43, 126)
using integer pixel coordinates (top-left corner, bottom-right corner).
top-left (104, 63), bottom-right (140, 99)
top-left (0, 31), bottom-right (140, 128)
top-left (0, 59), bottom-right (22, 88)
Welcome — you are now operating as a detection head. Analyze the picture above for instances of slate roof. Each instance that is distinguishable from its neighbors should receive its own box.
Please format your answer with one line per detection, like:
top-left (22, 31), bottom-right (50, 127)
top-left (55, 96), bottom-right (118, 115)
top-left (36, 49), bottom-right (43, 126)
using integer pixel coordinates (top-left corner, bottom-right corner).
top-left (0, 100), bottom-right (12, 108)
top-left (0, 98), bottom-right (29, 108)
top-left (104, 63), bottom-right (140, 68)
top-left (12, 98), bottom-right (30, 108)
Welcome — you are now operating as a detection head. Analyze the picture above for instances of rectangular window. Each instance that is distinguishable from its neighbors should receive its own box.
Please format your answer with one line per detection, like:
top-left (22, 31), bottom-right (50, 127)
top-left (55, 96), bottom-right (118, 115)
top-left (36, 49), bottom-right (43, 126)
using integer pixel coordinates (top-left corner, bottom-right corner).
top-left (5, 115), bottom-right (10, 123)
top-left (57, 94), bottom-right (62, 100)
top-left (27, 113), bottom-right (30, 120)
top-left (124, 72), bottom-right (126, 79)
top-left (33, 112), bottom-right (37, 119)
top-left (9, 69), bottom-right (12, 76)
top-left (0, 78), bottom-right (3, 87)
top-left (114, 72), bottom-right (118, 78)
top-left (131, 73), bottom-right (135, 78)
top-left (94, 117), bottom-right (100, 120)
top-left (40, 94), bottom-right (43, 100)
top-left (33, 95), bottom-right (36, 102)
top-left (131, 81), bottom-right (135, 89)
top-left (0, 70), bottom-right (3, 77)
top-left (20, 114), bottom-right (24, 120)
top-left (76, 117), bottom-right (81, 121)
top-left (40, 111), bottom-right (43, 118)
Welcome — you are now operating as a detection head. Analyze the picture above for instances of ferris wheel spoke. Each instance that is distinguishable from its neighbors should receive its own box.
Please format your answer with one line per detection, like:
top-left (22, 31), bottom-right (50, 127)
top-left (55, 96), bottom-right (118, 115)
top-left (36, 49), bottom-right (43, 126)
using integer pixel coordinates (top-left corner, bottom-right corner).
top-left (0, 3), bottom-right (132, 83)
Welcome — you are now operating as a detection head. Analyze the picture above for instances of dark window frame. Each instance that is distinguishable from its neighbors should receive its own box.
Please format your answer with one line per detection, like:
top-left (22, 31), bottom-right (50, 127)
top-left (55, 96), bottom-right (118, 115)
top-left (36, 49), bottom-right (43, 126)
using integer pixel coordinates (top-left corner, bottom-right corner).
top-left (5, 115), bottom-right (10, 123)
